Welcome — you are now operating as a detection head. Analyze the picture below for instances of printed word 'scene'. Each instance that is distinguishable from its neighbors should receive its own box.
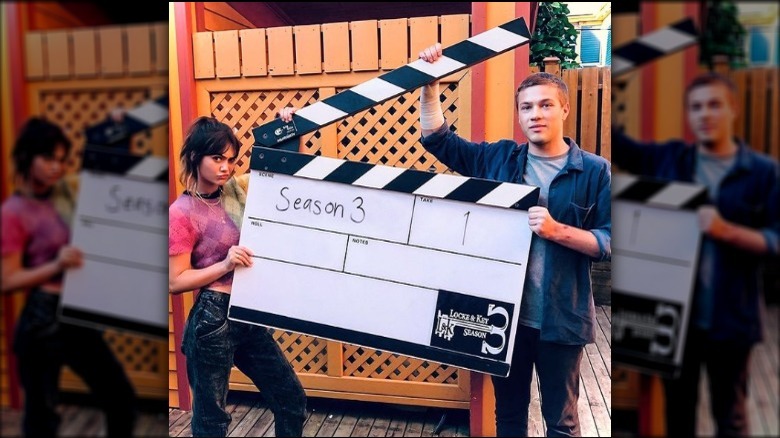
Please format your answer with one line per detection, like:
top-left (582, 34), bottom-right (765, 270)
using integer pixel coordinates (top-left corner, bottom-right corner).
top-left (276, 186), bottom-right (366, 223)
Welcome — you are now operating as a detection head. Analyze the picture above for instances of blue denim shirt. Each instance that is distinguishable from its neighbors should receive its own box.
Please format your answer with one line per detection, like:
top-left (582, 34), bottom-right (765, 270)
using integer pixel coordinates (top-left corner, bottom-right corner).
top-left (614, 130), bottom-right (780, 345)
top-left (421, 125), bottom-right (612, 345)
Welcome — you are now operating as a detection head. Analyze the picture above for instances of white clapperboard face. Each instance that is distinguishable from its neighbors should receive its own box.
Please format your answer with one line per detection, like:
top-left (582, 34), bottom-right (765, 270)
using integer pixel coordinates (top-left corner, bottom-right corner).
top-left (230, 17), bottom-right (537, 377)
top-left (612, 18), bottom-right (697, 77)
top-left (611, 174), bottom-right (709, 378)
top-left (60, 97), bottom-right (169, 338)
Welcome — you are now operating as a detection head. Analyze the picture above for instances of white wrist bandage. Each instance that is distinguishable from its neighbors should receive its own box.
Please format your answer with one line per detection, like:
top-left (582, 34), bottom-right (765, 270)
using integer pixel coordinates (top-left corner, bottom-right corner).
top-left (420, 83), bottom-right (444, 131)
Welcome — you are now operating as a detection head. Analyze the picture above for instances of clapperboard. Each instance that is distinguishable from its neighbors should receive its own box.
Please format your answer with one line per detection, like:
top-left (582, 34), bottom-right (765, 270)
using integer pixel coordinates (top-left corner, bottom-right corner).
top-left (60, 97), bottom-right (169, 338)
top-left (612, 18), bottom-right (697, 76)
top-left (230, 17), bottom-right (538, 376)
top-left (611, 174), bottom-right (708, 377)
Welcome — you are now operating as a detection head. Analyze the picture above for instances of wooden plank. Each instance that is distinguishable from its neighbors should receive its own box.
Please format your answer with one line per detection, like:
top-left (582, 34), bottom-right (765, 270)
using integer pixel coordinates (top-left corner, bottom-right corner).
top-left (386, 415), bottom-right (409, 437)
top-left (529, 371), bottom-right (545, 436)
top-left (71, 29), bottom-right (97, 77)
top-left (154, 22), bottom-right (168, 73)
top-left (581, 346), bottom-right (612, 436)
top-left (25, 32), bottom-right (45, 79)
top-left (302, 406), bottom-right (329, 436)
top-left (379, 18), bottom-right (408, 70)
top-left (600, 68), bottom-right (611, 160)
top-left (579, 67), bottom-right (599, 152)
top-left (576, 378), bottom-right (599, 437)
top-left (440, 15), bottom-right (470, 49)
top-left (99, 27), bottom-right (124, 76)
top-left (322, 22), bottom-right (350, 73)
top-left (315, 406), bottom-right (345, 436)
top-left (402, 408), bottom-right (426, 437)
top-left (267, 26), bottom-right (294, 76)
top-left (332, 410), bottom-right (359, 436)
top-left (214, 30), bottom-right (241, 78)
top-left (294, 24), bottom-right (323, 75)
top-left (230, 401), bottom-right (268, 436)
top-left (239, 28), bottom-right (267, 77)
top-left (750, 69), bottom-right (767, 154)
top-left (367, 410), bottom-right (392, 436)
top-left (47, 30), bottom-right (70, 78)
top-left (193, 32), bottom-right (216, 79)
top-left (126, 24), bottom-right (152, 75)
top-left (732, 70), bottom-right (748, 141)
top-left (409, 16), bottom-right (438, 62)
top-left (563, 68), bottom-right (579, 140)
top-left (226, 395), bottom-right (254, 436)
top-left (244, 406), bottom-right (275, 436)
top-left (351, 20), bottom-right (379, 71)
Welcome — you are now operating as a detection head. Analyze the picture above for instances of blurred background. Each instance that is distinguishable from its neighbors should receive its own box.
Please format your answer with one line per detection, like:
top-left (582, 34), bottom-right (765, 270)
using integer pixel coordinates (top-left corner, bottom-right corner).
top-left (611, 1), bottom-right (778, 437)
top-left (1, 2), bottom-right (168, 436)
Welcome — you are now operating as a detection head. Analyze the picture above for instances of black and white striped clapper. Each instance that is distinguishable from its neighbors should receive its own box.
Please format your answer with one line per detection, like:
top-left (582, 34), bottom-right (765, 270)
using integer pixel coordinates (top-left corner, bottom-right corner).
top-left (85, 95), bottom-right (169, 148)
top-left (611, 174), bottom-right (708, 377)
top-left (60, 134), bottom-right (169, 339)
top-left (612, 18), bottom-right (698, 76)
top-left (252, 17), bottom-right (531, 149)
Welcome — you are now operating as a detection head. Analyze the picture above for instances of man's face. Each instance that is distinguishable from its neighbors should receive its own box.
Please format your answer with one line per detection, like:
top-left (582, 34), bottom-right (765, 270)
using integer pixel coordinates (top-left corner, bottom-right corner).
top-left (516, 84), bottom-right (569, 146)
top-left (686, 84), bottom-right (736, 145)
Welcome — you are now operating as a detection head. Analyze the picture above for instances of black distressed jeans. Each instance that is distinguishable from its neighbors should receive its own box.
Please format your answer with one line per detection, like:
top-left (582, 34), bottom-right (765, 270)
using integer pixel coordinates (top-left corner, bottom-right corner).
top-left (13, 288), bottom-right (137, 437)
top-left (182, 289), bottom-right (307, 437)
top-left (491, 324), bottom-right (584, 437)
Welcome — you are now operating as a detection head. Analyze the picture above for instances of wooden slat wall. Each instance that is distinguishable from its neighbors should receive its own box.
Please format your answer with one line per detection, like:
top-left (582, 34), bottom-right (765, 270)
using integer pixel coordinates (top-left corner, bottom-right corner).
top-left (193, 15), bottom-right (473, 79)
top-left (202, 2), bottom-right (254, 32)
top-left (23, 23), bottom-right (167, 80)
top-left (530, 63), bottom-right (611, 156)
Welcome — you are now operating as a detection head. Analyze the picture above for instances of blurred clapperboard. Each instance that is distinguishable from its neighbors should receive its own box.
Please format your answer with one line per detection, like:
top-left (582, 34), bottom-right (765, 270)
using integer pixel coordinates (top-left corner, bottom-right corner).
top-left (611, 19), bottom-right (702, 378)
top-left (60, 96), bottom-right (169, 338)
top-left (229, 18), bottom-right (540, 377)
top-left (611, 176), bottom-right (708, 378)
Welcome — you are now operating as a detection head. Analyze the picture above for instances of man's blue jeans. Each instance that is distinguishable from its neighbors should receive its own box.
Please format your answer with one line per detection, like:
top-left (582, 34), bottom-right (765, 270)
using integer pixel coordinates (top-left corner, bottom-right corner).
top-left (182, 289), bottom-right (307, 437)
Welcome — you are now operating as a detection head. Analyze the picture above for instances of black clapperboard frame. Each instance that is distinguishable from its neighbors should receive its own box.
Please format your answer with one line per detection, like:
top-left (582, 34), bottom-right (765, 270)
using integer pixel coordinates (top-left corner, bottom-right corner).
top-left (611, 174), bottom-right (708, 378)
top-left (60, 96), bottom-right (169, 338)
top-left (228, 18), bottom-right (539, 377)
top-left (612, 18), bottom-right (697, 76)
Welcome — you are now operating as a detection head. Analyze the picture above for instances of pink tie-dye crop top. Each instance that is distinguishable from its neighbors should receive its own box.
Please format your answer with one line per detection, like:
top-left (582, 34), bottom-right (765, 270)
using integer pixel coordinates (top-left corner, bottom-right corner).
top-left (1, 193), bottom-right (70, 283)
top-left (168, 193), bottom-right (240, 290)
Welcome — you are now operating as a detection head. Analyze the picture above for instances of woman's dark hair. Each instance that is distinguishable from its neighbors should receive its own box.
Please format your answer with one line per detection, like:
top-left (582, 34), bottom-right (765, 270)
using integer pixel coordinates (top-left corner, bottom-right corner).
top-left (179, 116), bottom-right (241, 193)
top-left (11, 118), bottom-right (72, 179)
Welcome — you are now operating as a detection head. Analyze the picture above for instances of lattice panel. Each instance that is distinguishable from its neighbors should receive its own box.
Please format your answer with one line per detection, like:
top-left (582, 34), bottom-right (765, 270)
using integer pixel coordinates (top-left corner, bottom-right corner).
top-left (209, 90), bottom-right (323, 176)
top-left (103, 331), bottom-right (164, 373)
top-left (38, 89), bottom-right (162, 173)
top-left (343, 345), bottom-right (459, 384)
top-left (337, 82), bottom-right (461, 173)
top-left (269, 328), bottom-right (328, 375)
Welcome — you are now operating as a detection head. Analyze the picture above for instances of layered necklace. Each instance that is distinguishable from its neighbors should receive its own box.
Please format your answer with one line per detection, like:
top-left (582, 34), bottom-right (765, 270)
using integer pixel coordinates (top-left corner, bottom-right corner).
top-left (189, 186), bottom-right (226, 224)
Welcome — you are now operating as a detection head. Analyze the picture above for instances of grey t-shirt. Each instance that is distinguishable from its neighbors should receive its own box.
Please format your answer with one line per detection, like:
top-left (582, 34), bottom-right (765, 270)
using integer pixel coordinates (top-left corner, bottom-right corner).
top-left (693, 148), bottom-right (736, 329)
top-left (518, 149), bottom-right (569, 329)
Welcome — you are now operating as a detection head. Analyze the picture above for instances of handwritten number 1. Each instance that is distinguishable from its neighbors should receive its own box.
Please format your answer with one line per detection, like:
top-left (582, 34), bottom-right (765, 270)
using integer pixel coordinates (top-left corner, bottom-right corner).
top-left (462, 211), bottom-right (470, 245)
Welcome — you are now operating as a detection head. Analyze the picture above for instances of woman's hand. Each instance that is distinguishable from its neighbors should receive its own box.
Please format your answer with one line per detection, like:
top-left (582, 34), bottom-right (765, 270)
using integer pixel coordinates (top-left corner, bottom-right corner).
top-left (57, 246), bottom-right (83, 270)
top-left (222, 245), bottom-right (254, 270)
top-left (278, 107), bottom-right (298, 123)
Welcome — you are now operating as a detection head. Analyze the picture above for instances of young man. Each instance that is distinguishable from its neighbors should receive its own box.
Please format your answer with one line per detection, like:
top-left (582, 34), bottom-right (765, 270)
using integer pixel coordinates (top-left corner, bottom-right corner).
top-left (613, 73), bottom-right (779, 436)
top-left (418, 43), bottom-right (611, 437)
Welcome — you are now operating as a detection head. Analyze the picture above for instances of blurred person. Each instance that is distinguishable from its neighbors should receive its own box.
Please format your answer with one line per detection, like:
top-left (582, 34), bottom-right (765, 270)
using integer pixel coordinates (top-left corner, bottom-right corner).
top-left (407, 43), bottom-right (610, 437)
top-left (613, 73), bottom-right (780, 437)
top-left (1, 117), bottom-right (137, 437)
top-left (168, 116), bottom-right (307, 437)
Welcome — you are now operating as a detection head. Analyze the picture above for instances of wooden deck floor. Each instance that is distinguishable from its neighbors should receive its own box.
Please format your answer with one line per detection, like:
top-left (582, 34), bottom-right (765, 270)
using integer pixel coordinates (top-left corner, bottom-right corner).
top-left (168, 305), bottom-right (612, 437)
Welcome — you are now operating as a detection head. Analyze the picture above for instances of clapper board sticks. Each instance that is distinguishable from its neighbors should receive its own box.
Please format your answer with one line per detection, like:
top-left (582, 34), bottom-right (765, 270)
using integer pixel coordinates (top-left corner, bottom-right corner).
top-left (231, 17), bottom-right (540, 376)
top-left (85, 95), bottom-right (169, 148)
top-left (60, 96), bottom-right (170, 338)
top-left (612, 18), bottom-right (698, 76)
top-left (611, 174), bottom-right (708, 377)
top-left (253, 17), bottom-right (531, 149)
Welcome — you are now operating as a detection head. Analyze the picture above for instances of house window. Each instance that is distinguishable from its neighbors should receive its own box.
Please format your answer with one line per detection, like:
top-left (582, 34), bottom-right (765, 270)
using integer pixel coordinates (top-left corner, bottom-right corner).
top-left (606, 27), bottom-right (612, 65)
top-left (749, 27), bottom-right (769, 64)
top-left (581, 29), bottom-right (601, 64)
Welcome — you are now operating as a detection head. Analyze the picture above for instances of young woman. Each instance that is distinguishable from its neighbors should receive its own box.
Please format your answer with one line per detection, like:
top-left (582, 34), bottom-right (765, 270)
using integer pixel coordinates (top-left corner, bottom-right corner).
top-left (1, 117), bottom-right (137, 436)
top-left (169, 116), bottom-right (306, 437)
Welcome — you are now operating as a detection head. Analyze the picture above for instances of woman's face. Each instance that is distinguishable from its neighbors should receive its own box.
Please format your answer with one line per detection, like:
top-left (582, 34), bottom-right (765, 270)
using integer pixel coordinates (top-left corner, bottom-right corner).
top-left (30, 144), bottom-right (67, 189)
top-left (197, 144), bottom-right (237, 189)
